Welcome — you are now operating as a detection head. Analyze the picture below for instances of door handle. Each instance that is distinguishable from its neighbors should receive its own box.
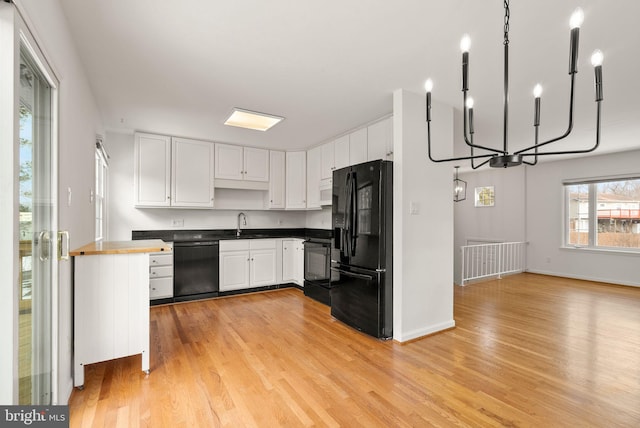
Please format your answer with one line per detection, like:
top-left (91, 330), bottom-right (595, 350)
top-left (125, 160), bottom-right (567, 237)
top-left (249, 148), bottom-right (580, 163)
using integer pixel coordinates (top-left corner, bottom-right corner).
top-left (330, 267), bottom-right (373, 281)
top-left (58, 230), bottom-right (70, 261)
top-left (37, 230), bottom-right (51, 262)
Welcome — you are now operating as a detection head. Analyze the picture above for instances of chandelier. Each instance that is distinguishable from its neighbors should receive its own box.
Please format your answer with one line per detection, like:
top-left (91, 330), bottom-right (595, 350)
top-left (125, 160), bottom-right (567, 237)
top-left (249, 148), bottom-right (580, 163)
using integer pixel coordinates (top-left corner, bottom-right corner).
top-left (425, 1), bottom-right (604, 169)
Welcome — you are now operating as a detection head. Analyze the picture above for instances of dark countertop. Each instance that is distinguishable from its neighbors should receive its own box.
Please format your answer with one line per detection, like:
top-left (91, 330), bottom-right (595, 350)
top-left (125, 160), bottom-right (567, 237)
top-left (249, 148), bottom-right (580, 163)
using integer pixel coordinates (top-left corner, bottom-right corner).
top-left (132, 228), bottom-right (332, 242)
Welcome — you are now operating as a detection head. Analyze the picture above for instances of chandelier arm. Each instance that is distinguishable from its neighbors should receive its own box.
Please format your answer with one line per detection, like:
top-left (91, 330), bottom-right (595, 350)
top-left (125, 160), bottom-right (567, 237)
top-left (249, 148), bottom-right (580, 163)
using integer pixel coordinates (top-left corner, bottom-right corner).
top-left (462, 92), bottom-right (506, 154)
top-left (515, 74), bottom-right (576, 155)
top-left (427, 120), bottom-right (496, 163)
top-left (469, 133), bottom-right (496, 169)
top-left (471, 156), bottom-right (493, 169)
top-left (522, 126), bottom-right (539, 165)
top-left (520, 101), bottom-right (601, 158)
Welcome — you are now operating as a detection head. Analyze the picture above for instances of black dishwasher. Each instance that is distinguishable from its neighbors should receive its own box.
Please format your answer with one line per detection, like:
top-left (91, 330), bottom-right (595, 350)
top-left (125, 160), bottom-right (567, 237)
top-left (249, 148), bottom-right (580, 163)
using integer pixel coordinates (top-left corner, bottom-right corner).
top-left (173, 240), bottom-right (219, 302)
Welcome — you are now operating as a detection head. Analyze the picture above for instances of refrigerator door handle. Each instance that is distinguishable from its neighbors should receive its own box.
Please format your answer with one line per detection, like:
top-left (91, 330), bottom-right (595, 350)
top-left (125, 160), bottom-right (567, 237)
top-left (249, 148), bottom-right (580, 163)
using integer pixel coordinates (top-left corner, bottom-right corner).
top-left (343, 171), bottom-right (352, 258)
top-left (350, 171), bottom-right (358, 257)
top-left (330, 267), bottom-right (374, 281)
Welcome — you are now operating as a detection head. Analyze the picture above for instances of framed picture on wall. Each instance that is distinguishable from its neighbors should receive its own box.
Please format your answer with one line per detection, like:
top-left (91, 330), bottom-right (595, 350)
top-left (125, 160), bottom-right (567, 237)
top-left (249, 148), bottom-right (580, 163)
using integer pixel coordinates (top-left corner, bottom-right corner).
top-left (474, 186), bottom-right (495, 207)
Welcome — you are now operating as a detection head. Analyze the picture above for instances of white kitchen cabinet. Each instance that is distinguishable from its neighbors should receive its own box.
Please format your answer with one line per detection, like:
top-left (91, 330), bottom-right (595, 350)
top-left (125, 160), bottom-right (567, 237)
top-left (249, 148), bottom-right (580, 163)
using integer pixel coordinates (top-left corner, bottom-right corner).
top-left (134, 133), bottom-right (171, 207)
top-left (244, 147), bottom-right (270, 182)
top-left (215, 143), bottom-right (269, 182)
top-left (367, 116), bottom-right (394, 161)
top-left (134, 133), bottom-right (214, 208)
top-left (219, 249), bottom-right (251, 291)
top-left (286, 151), bottom-right (306, 209)
top-left (71, 239), bottom-right (170, 388)
top-left (171, 137), bottom-right (215, 208)
top-left (149, 242), bottom-right (173, 300)
top-left (306, 146), bottom-right (321, 209)
top-left (219, 239), bottom-right (277, 291)
top-left (282, 238), bottom-right (304, 286)
top-left (321, 135), bottom-right (350, 180)
top-left (250, 249), bottom-right (277, 286)
top-left (268, 150), bottom-right (285, 209)
top-left (214, 143), bottom-right (243, 180)
top-left (349, 128), bottom-right (368, 165)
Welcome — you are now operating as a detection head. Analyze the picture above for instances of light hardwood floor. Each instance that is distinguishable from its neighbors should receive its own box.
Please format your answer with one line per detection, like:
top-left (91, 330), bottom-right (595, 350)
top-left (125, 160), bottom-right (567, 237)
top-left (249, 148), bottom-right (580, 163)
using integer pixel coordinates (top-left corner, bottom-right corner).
top-left (68, 273), bottom-right (640, 427)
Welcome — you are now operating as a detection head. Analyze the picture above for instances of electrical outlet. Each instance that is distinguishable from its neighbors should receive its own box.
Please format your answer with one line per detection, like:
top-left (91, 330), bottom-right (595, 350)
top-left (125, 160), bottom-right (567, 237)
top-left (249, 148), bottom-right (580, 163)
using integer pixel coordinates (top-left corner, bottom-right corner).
top-left (171, 219), bottom-right (184, 227)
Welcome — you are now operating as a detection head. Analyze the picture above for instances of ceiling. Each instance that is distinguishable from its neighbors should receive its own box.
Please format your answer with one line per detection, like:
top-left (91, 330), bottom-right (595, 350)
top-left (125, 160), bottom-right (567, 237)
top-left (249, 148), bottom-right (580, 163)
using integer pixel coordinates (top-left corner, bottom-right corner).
top-left (58, 0), bottom-right (640, 164)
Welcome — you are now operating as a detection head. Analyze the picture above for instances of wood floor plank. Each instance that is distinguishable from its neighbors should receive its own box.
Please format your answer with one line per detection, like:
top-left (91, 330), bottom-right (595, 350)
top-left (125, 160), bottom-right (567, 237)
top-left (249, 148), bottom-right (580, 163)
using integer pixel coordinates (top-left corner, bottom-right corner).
top-left (69, 273), bottom-right (640, 427)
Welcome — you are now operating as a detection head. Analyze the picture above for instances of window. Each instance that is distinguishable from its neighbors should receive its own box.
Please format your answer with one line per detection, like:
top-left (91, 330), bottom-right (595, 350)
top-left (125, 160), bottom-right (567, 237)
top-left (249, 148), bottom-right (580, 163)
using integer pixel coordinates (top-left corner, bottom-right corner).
top-left (475, 186), bottom-right (495, 207)
top-left (95, 139), bottom-right (109, 241)
top-left (564, 177), bottom-right (640, 250)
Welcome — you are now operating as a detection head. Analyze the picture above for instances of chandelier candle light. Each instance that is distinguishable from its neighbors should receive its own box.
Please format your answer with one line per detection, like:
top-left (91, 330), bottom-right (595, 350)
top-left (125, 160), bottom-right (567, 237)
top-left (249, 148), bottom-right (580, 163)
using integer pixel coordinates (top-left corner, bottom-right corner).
top-left (425, 1), bottom-right (604, 169)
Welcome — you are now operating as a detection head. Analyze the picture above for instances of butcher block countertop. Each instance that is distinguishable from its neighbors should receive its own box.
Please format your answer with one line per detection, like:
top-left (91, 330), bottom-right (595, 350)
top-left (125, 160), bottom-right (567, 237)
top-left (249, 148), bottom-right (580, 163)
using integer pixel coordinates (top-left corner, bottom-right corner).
top-left (70, 239), bottom-right (170, 256)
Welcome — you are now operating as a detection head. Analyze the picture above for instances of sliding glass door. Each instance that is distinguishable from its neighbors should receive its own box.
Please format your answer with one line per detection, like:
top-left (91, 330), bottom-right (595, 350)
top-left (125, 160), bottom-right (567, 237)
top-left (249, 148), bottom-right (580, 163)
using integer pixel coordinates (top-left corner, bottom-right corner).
top-left (18, 44), bottom-right (56, 405)
top-left (1, 3), bottom-right (59, 404)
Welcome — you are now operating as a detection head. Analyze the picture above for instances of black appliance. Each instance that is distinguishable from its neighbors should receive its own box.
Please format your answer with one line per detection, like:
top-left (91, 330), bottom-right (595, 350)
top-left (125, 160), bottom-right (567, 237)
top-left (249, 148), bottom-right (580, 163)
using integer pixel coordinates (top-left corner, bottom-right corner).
top-left (173, 240), bottom-right (219, 302)
top-left (331, 159), bottom-right (393, 339)
top-left (303, 237), bottom-right (334, 306)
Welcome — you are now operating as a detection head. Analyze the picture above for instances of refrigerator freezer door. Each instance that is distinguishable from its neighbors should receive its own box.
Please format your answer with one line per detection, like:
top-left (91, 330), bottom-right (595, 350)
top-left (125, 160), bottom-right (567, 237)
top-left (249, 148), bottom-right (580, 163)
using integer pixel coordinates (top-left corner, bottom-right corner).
top-left (330, 265), bottom-right (391, 339)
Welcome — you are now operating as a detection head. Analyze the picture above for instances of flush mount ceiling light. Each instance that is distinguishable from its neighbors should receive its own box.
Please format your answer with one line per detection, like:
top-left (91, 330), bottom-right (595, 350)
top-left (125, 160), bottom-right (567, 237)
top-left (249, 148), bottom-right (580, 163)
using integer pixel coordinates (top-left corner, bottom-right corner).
top-left (224, 108), bottom-right (284, 131)
top-left (425, 1), bottom-right (604, 169)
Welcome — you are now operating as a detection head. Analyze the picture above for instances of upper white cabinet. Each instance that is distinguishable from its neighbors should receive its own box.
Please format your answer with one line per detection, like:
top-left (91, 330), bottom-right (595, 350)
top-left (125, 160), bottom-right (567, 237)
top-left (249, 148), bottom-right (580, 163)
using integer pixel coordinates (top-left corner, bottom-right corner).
top-left (349, 128), bottom-right (368, 166)
top-left (306, 146), bottom-right (321, 209)
top-left (321, 135), bottom-right (350, 180)
top-left (268, 150), bottom-right (285, 209)
top-left (134, 133), bottom-right (172, 207)
top-left (367, 116), bottom-right (393, 161)
top-left (244, 147), bottom-right (270, 182)
top-left (134, 133), bottom-right (214, 208)
top-left (286, 151), bottom-right (306, 209)
top-left (215, 143), bottom-right (269, 182)
top-left (171, 137), bottom-right (215, 208)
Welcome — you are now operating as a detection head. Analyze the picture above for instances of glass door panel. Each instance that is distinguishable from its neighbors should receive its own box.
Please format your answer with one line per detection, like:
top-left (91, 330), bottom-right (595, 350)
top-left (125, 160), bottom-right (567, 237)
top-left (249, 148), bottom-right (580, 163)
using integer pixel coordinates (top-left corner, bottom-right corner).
top-left (18, 44), bottom-right (54, 405)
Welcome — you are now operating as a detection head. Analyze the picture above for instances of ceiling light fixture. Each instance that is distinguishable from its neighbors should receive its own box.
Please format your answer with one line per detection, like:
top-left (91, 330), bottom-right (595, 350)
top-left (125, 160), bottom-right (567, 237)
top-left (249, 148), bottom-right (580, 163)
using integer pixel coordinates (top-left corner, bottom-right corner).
top-left (453, 166), bottom-right (467, 202)
top-left (224, 108), bottom-right (284, 131)
top-left (425, 1), bottom-right (604, 169)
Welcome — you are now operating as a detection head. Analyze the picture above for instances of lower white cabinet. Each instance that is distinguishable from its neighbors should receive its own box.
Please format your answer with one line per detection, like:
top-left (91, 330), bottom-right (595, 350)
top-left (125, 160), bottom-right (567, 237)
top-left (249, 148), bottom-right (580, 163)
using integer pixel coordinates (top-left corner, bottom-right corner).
top-left (73, 252), bottom-right (150, 388)
top-left (219, 239), bottom-right (277, 291)
top-left (149, 242), bottom-right (173, 300)
top-left (282, 238), bottom-right (304, 286)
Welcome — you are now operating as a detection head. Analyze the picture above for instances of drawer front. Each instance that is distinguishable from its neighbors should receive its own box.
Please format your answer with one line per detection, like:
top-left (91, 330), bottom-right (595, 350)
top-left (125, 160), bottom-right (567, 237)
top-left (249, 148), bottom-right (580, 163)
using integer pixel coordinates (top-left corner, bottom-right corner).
top-left (220, 240), bottom-right (250, 251)
top-left (150, 265), bottom-right (173, 278)
top-left (150, 254), bottom-right (173, 267)
top-left (249, 239), bottom-right (276, 250)
top-left (150, 277), bottom-right (173, 299)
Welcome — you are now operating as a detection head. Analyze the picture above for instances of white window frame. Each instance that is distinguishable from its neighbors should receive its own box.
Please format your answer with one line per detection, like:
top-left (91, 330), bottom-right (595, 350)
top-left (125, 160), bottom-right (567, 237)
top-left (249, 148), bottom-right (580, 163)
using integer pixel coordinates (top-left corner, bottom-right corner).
top-left (563, 175), bottom-right (640, 253)
top-left (95, 139), bottom-right (109, 241)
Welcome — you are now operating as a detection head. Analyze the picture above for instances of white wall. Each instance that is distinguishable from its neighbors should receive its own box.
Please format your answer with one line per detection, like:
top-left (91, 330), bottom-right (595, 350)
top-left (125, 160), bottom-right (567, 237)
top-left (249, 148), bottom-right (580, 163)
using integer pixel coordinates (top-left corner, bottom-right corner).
top-left (453, 167), bottom-right (526, 284)
top-left (392, 89), bottom-right (455, 342)
top-left (106, 132), bottom-right (307, 239)
top-left (304, 208), bottom-right (331, 229)
top-left (526, 149), bottom-right (640, 286)
top-left (1, 0), bottom-right (103, 404)
top-left (453, 149), bottom-right (640, 287)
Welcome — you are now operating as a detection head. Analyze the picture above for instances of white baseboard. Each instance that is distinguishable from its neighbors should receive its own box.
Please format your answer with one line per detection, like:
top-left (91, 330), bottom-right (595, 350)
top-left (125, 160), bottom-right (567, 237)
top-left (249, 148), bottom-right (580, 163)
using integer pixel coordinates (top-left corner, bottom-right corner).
top-left (394, 319), bottom-right (456, 343)
top-left (526, 269), bottom-right (640, 288)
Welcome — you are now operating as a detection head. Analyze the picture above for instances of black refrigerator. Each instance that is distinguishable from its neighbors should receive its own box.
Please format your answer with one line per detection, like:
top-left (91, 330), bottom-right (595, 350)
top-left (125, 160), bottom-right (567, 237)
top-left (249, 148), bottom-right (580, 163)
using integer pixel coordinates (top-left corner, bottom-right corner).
top-left (331, 159), bottom-right (393, 339)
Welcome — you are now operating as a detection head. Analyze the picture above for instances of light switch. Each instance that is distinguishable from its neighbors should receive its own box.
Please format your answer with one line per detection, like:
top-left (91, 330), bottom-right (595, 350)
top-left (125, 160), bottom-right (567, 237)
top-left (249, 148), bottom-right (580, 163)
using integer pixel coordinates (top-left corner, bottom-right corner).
top-left (410, 201), bottom-right (420, 215)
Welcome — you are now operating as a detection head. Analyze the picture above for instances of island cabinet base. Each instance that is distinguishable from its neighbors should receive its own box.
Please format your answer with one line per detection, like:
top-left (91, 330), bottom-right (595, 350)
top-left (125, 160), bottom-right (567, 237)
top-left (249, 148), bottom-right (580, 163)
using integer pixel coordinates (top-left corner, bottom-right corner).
top-left (73, 253), bottom-right (150, 388)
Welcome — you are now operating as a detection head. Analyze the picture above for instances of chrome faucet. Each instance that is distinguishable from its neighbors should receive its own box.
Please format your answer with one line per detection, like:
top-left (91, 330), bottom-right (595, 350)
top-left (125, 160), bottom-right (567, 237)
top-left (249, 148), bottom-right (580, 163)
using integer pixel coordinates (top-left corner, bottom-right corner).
top-left (237, 212), bottom-right (247, 237)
